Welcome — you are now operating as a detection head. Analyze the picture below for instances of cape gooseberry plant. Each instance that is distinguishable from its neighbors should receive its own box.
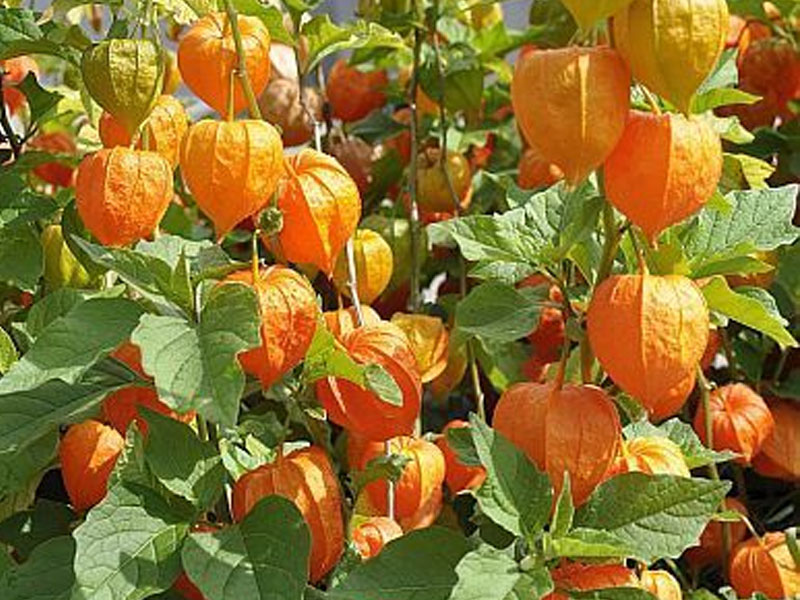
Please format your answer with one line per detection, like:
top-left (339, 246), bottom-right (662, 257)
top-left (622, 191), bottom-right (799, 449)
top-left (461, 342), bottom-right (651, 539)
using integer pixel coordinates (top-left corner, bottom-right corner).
top-left (0, 0), bottom-right (799, 598)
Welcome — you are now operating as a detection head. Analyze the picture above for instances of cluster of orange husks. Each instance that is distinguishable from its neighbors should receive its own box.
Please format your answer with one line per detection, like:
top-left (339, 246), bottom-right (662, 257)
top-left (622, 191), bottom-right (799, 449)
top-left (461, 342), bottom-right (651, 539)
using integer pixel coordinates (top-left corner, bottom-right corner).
top-left (23, 0), bottom-right (796, 597)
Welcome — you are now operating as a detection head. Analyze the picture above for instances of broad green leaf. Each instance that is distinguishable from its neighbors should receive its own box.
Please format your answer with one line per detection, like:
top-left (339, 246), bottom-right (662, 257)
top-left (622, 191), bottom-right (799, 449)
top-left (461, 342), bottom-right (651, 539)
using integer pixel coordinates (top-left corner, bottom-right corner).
top-left (142, 409), bottom-right (224, 511)
top-left (233, 0), bottom-right (293, 44)
top-left (430, 181), bottom-right (600, 277)
top-left (551, 473), bottom-right (574, 539)
top-left (182, 497), bottom-right (310, 600)
top-left (25, 287), bottom-right (86, 338)
top-left (722, 153), bottom-right (776, 190)
top-left (551, 528), bottom-right (632, 559)
top-left (454, 283), bottom-right (543, 345)
top-left (0, 430), bottom-right (57, 501)
top-left (135, 234), bottom-right (238, 280)
top-left (0, 327), bottom-right (17, 374)
top-left (302, 16), bottom-right (406, 74)
top-left (0, 536), bottom-right (76, 600)
top-left (683, 186), bottom-right (800, 273)
top-left (0, 499), bottom-right (73, 561)
top-left (0, 223), bottom-right (42, 292)
top-left (475, 338), bottom-right (529, 392)
top-left (692, 87), bottom-right (760, 114)
top-left (449, 545), bottom-right (522, 600)
top-left (505, 567), bottom-right (553, 600)
top-left (328, 528), bottom-right (469, 600)
top-left (702, 277), bottom-right (797, 347)
top-left (72, 482), bottom-right (190, 600)
top-left (75, 238), bottom-right (208, 317)
top-left (574, 473), bottom-right (730, 562)
top-left (0, 297), bottom-right (144, 394)
top-left (446, 425), bottom-right (481, 467)
top-left (0, 9), bottom-right (84, 64)
top-left (0, 363), bottom-right (133, 497)
top-left (692, 255), bottom-right (775, 280)
top-left (624, 418), bottom-right (736, 469)
top-left (351, 452), bottom-right (410, 496)
top-left (0, 171), bottom-right (60, 228)
top-left (470, 416), bottom-right (552, 538)
top-left (17, 72), bottom-right (63, 123)
top-left (302, 324), bottom-right (403, 407)
top-left (132, 282), bottom-right (261, 426)
top-left (527, 0), bottom-right (577, 48)
top-left (697, 49), bottom-right (739, 95)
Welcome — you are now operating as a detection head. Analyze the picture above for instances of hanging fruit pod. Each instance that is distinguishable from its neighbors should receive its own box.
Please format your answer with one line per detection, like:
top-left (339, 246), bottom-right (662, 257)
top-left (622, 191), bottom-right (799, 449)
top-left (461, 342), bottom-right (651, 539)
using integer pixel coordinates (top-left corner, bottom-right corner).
top-left (231, 446), bottom-right (344, 583)
top-left (81, 39), bottom-right (165, 135)
top-left (350, 516), bottom-right (403, 560)
top-left (180, 119), bottom-right (284, 239)
top-left (494, 381), bottom-right (621, 506)
top-left (349, 435), bottom-right (445, 522)
top-left (99, 95), bottom-right (189, 169)
top-left (639, 569), bottom-right (682, 600)
top-left (224, 266), bottom-right (319, 389)
top-left (511, 46), bottom-right (630, 184)
top-left (389, 313), bottom-right (449, 383)
top-left (685, 496), bottom-right (749, 568)
top-left (75, 147), bottom-right (173, 247)
top-left (546, 562), bottom-right (639, 600)
top-left (177, 12), bottom-right (271, 116)
top-left (326, 59), bottom-right (388, 123)
top-left (752, 398), bottom-right (800, 482)
top-left (324, 306), bottom-right (382, 341)
top-left (613, 0), bottom-right (729, 113)
top-left (604, 110), bottom-right (723, 241)
top-left (332, 229), bottom-right (394, 304)
top-left (693, 383), bottom-right (775, 464)
top-left (606, 436), bottom-right (690, 478)
top-left (271, 149), bottom-right (361, 275)
top-left (729, 532), bottom-right (800, 599)
top-left (316, 322), bottom-right (421, 441)
top-left (587, 273), bottom-right (709, 419)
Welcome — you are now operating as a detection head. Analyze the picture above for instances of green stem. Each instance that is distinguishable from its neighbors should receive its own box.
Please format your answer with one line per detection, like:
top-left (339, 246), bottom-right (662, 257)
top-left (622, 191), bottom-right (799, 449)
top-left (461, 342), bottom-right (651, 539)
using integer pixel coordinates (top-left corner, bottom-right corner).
top-left (596, 199), bottom-right (620, 284)
top-left (772, 349), bottom-right (789, 386)
top-left (786, 527), bottom-right (800, 570)
top-left (222, 0), bottom-right (263, 120)
top-left (251, 228), bottom-right (261, 282)
top-left (344, 237), bottom-right (365, 327)
top-left (407, 24), bottom-right (423, 313)
top-left (698, 367), bottom-right (731, 580)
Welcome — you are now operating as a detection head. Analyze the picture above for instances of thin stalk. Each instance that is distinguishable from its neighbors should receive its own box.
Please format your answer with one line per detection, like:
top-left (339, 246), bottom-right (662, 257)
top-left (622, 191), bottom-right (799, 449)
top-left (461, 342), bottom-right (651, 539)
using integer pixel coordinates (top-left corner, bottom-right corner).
top-left (596, 200), bottom-right (620, 284)
top-left (698, 366), bottom-right (732, 580)
top-left (407, 24), bottom-right (423, 312)
top-left (384, 440), bottom-right (396, 521)
top-left (0, 73), bottom-right (21, 160)
top-left (641, 85), bottom-right (662, 115)
top-left (251, 228), bottom-right (261, 282)
top-left (663, 558), bottom-right (691, 592)
top-left (222, 0), bottom-right (263, 120)
top-left (344, 237), bottom-right (366, 327)
top-left (431, 0), bottom-right (484, 417)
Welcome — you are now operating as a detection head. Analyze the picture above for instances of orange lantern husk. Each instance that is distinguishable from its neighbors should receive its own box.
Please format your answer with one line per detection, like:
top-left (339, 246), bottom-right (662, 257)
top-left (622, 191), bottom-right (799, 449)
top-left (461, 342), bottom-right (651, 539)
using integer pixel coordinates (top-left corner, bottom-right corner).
top-left (729, 532), bottom-right (800, 599)
top-left (231, 446), bottom-right (344, 583)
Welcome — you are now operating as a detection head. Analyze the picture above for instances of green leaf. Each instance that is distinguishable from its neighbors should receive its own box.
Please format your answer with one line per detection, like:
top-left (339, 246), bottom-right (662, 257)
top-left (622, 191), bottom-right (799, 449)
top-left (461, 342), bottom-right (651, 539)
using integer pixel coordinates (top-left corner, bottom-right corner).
top-left (624, 418), bottom-right (736, 469)
top-left (0, 9), bottom-right (83, 65)
top-left (182, 496), bottom-right (310, 600)
top-left (132, 282), bottom-right (261, 426)
top-left (693, 87), bottom-right (760, 114)
top-left (0, 327), bottom-right (17, 375)
top-left (0, 171), bottom-right (61, 229)
top-left (574, 473), bottom-right (730, 562)
top-left (302, 16), bottom-right (406, 74)
top-left (474, 339), bottom-right (528, 393)
top-left (0, 499), bottom-right (73, 561)
top-left (0, 223), bottom-right (42, 292)
top-left (0, 297), bottom-right (144, 394)
top-left (722, 153), bottom-right (776, 190)
top-left (448, 545), bottom-right (523, 600)
top-left (351, 452), bottom-right (411, 496)
top-left (470, 415), bottom-right (553, 538)
top-left (454, 283), bottom-right (543, 345)
top-left (16, 72), bottom-right (63, 123)
top-left (72, 481), bottom-right (190, 599)
top-left (683, 185), bottom-right (800, 273)
top-left (328, 527), bottom-right (469, 600)
top-left (142, 409), bottom-right (224, 511)
top-left (0, 430), bottom-right (57, 502)
top-left (302, 324), bottom-right (402, 407)
top-left (74, 237), bottom-right (192, 317)
top-left (25, 287), bottom-right (86, 338)
top-left (0, 535), bottom-right (76, 600)
top-left (551, 472), bottom-right (574, 539)
top-left (505, 567), bottom-right (553, 600)
top-left (697, 49), bottom-right (739, 94)
top-left (232, 0), bottom-right (293, 44)
top-left (551, 528), bottom-right (633, 559)
top-left (702, 277), bottom-right (797, 347)
top-left (446, 425), bottom-right (481, 467)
